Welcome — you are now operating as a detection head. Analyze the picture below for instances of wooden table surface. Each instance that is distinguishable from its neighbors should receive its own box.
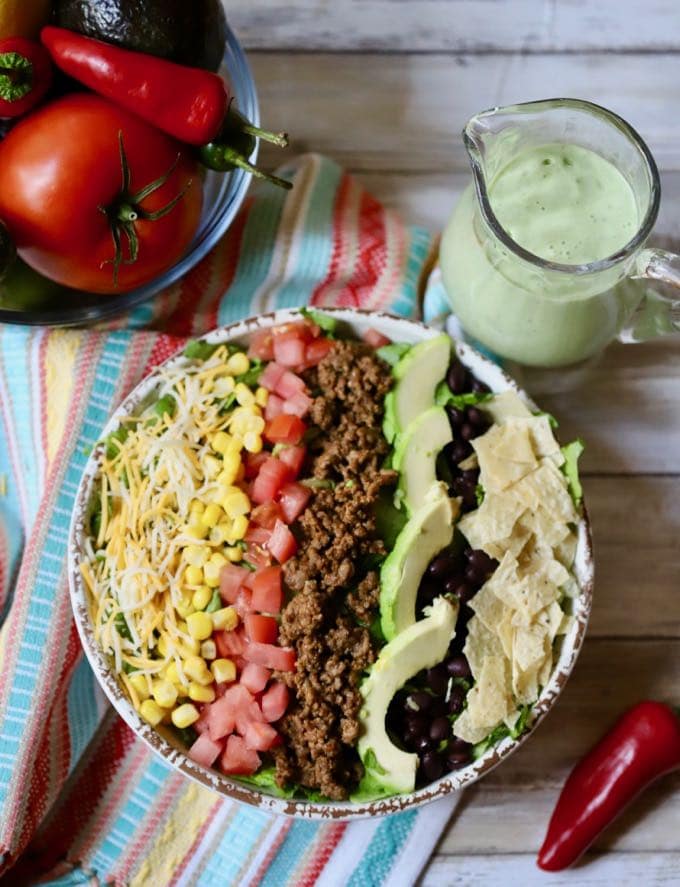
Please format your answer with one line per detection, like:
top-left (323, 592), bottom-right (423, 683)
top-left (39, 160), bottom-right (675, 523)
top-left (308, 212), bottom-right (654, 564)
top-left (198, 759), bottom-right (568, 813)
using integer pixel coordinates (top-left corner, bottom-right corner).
top-left (230, 3), bottom-right (680, 882)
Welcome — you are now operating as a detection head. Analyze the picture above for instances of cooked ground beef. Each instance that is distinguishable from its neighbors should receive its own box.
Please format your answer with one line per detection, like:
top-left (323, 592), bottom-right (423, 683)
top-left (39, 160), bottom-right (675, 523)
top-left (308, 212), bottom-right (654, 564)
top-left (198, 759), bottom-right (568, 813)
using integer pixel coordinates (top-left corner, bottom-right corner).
top-left (272, 340), bottom-right (395, 800)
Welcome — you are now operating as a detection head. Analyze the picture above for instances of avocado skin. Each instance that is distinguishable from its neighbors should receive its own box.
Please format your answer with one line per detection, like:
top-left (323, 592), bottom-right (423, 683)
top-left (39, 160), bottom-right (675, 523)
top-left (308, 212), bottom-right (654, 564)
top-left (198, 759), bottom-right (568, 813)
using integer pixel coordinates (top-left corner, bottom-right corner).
top-left (54, 0), bottom-right (228, 72)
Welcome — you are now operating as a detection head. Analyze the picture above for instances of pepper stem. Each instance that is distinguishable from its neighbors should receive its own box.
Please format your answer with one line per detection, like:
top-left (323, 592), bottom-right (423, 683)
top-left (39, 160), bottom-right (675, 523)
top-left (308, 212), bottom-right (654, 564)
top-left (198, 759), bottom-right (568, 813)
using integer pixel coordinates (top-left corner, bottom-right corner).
top-left (220, 147), bottom-right (293, 190)
top-left (237, 120), bottom-right (289, 149)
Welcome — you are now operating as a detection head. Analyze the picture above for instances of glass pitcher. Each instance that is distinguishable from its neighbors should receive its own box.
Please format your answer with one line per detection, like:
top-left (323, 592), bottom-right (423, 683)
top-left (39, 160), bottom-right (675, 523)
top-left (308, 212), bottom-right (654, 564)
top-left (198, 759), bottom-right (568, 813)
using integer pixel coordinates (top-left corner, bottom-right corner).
top-left (439, 98), bottom-right (680, 370)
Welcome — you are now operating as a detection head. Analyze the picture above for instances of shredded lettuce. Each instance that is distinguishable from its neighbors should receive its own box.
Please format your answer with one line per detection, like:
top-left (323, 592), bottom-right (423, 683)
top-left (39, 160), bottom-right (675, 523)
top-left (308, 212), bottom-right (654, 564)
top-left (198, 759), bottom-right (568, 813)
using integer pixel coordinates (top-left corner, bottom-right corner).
top-left (561, 439), bottom-right (584, 504)
top-left (533, 409), bottom-right (559, 429)
top-left (472, 705), bottom-right (532, 759)
top-left (233, 766), bottom-right (298, 799)
top-left (376, 342), bottom-right (411, 368)
top-left (435, 382), bottom-right (493, 410)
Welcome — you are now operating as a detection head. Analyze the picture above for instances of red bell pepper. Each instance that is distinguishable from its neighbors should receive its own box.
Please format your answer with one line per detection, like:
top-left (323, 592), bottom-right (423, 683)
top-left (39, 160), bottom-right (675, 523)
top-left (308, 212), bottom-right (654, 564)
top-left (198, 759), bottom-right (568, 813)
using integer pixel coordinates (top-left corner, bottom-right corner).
top-left (538, 701), bottom-right (680, 871)
top-left (0, 37), bottom-right (53, 119)
top-left (41, 26), bottom-right (227, 146)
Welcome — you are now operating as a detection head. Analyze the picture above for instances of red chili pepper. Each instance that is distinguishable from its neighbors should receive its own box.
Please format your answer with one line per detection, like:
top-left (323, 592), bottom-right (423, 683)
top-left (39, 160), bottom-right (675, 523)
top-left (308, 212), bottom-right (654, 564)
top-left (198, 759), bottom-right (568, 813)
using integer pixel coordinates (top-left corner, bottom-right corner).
top-left (0, 37), bottom-right (53, 119)
top-left (538, 700), bottom-right (680, 871)
top-left (41, 26), bottom-right (227, 146)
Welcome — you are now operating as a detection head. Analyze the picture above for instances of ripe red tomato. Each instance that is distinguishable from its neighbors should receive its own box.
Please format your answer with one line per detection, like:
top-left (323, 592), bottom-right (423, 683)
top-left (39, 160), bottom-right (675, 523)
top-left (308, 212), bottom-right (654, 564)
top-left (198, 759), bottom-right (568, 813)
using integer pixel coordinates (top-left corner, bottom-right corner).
top-left (0, 93), bottom-right (203, 294)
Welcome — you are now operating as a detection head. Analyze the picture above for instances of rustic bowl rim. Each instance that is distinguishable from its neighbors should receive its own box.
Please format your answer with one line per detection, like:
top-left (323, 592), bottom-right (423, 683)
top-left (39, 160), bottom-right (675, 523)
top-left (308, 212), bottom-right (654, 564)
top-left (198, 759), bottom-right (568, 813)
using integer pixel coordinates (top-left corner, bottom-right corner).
top-left (67, 307), bottom-right (594, 820)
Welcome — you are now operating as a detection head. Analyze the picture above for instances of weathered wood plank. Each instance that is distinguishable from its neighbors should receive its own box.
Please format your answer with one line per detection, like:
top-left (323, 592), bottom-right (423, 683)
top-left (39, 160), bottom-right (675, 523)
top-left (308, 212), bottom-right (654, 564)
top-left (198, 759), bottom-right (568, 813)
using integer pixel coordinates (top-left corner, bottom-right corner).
top-left (433, 639), bottom-right (680, 853)
top-left (253, 53), bottom-right (680, 171)
top-left (423, 852), bottom-right (680, 885)
top-left (230, 1), bottom-right (680, 53)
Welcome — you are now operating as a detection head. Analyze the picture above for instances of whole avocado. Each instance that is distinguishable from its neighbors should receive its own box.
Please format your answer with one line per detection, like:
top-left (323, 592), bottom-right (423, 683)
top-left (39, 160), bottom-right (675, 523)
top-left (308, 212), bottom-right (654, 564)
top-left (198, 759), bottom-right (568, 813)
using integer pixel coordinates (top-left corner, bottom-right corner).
top-left (53, 0), bottom-right (228, 71)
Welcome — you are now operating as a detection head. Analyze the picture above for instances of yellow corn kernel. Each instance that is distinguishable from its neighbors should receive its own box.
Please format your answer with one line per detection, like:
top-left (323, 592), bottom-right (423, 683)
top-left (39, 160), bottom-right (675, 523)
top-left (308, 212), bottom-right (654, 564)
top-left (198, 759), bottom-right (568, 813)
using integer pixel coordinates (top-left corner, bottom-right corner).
top-left (226, 352), bottom-right (250, 375)
top-left (140, 699), bottom-right (164, 726)
top-left (189, 682), bottom-right (216, 704)
top-left (225, 545), bottom-right (243, 563)
top-left (236, 463), bottom-right (245, 482)
top-left (192, 585), bottom-right (212, 611)
top-left (164, 661), bottom-right (181, 685)
top-left (235, 382), bottom-right (255, 406)
top-left (211, 658), bottom-right (237, 684)
top-left (186, 522), bottom-right (209, 540)
top-left (176, 600), bottom-right (195, 620)
top-left (201, 639), bottom-right (217, 660)
top-left (203, 560), bottom-right (222, 588)
top-left (243, 432), bottom-right (263, 454)
top-left (130, 673), bottom-right (150, 700)
top-left (200, 503), bottom-right (224, 529)
top-left (217, 455), bottom-right (241, 486)
top-left (157, 635), bottom-right (169, 658)
top-left (152, 679), bottom-right (178, 709)
top-left (222, 489), bottom-right (250, 519)
top-left (214, 375), bottom-right (235, 398)
top-left (186, 611), bottom-right (214, 641)
top-left (179, 639), bottom-right (201, 659)
top-left (171, 703), bottom-right (200, 729)
top-left (255, 386), bottom-right (269, 407)
top-left (184, 656), bottom-right (213, 685)
top-left (190, 500), bottom-right (205, 518)
top-left (203, 454), bottom-right (222, 478)
top-left (210, 551), bottom-right (228, 568)
top-left (184, 544), bottom-right (208, 567)
top-left (229, 514), bottom-right (249, 543)
top-left (209, 522), bottom-right (232, 545)
top-left (212, 607), bottom-right (239, 632)
top-left (184, 565), bottom-right (204, 586)
top-left (212, 431), bottom-right (232, 455)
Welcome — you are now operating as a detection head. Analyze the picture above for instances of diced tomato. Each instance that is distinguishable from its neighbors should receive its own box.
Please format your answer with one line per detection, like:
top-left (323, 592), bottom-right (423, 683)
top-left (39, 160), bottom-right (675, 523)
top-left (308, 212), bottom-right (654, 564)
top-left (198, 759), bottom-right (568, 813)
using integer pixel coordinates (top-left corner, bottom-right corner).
top-left (188, 731), bottom-right (223, 767)
top-left (206, 696), bottom-right (236, 741)
top-left (251, 457), bottom-right (293, 504)
top-left (305, 337), bottom-right (334, 365)
top-left (219, 563), bottom-right (250, 604)
top-left (259, 361), bottom-right (286, 392)
top-left (282, 390), bottom-right (313, 418)
top-left (233, 588), bottom-right (253, 618)
top-left (220, 734), bottom-right (261, 775)
top-left (194, 705), bottom-right (211, 734)
top-left (243, 721), bottom-right (279, 752)
top-left (277, 482), bottom-right (311, 524)
top-left (363, 328), bottom-right (391, 348)
top-left (264, 414), bottom-right (306, 446)
top-left (250, 502), bottom-right (281, 531)
top-left (248, 329), bottom-right (275, 361)
top-left (261, 682), bottom-right (290, 723)
top-left (251, 565), bottom-right (283, 614)
top-left (278, 445), bottom-right (306, 478)
top-left (244, 524), bottom-right (272, 546)
top-left (273, 335), bottom-right (307, 368)
top-left (245, 613), bottom-right (278, 645)
top-left (245, 543), bottom-right (271, 570)
top-left (244, 450), bottom-right (269, 480)
top-left (221, 683), bottom-right (266, 733)
top-left (243, 641), bottom-right (296, 672)
top-left (274, 369), bottom-right (306, 399)
top-left (273, 320), bottom-right (317, 342)
top-left (264, 393), bottom-right (284, 421)
top-left (214, 625), bottom-right (246, 658)
top-left (240, 661), bottom-right (271, 693)
top-left (267, 519), bottom-right (297, 564)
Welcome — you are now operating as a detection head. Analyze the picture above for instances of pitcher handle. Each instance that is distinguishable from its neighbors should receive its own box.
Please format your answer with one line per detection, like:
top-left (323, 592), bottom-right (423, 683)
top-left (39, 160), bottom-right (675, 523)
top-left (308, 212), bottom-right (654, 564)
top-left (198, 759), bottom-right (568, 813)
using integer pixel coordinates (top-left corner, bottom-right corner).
top-left (620, 248), bottom-right (680, 342)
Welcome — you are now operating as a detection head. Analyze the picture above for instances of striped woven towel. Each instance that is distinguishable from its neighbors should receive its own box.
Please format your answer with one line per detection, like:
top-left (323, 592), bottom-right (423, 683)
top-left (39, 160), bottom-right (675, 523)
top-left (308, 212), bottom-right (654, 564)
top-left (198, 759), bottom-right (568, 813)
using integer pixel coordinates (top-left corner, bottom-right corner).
top-left (0, 154), bottom-right (460, 887)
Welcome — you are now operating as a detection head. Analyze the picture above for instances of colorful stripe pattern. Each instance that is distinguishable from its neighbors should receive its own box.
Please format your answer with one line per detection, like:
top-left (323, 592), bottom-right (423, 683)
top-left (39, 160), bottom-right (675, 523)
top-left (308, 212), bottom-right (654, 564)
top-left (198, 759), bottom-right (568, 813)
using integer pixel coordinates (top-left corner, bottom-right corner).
top-left (0, 155), bottom-right (457, 886)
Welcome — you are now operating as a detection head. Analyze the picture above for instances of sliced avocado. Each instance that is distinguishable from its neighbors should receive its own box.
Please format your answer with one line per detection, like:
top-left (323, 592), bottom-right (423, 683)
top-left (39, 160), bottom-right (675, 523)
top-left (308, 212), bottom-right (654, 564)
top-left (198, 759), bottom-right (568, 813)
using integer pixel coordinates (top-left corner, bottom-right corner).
top-left (380, 483), bottom-right (457, 641)
top-left (393, 406), bottom-right (452, 514)
top-left (382, 334), bottom-right (451, 444)
top-left (55, 0), bottom-right (227, 71)
top-left (353, 596), bottom-right (459, 800)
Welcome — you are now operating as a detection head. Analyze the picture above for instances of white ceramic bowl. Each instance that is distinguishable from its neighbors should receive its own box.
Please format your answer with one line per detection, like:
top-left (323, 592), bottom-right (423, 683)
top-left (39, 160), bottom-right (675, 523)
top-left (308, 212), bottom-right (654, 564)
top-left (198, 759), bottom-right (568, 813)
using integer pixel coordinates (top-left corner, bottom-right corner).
top-left (68, 308), bottom-right (594, 820)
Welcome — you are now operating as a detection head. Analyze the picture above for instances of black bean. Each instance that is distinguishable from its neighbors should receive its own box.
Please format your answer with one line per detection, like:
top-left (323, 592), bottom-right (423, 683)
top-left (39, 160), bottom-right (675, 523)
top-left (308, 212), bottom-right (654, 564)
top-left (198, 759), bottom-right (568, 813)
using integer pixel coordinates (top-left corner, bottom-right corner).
top-left (430, 698), bottom-right (449, 719)
top-left (471, 378), bottom-right (490, 394)
top-left (414, 734), bottom-right (434, 754)
top-left (445, 751), bottom-right (471, 771)
top-left (447, 685), bottom-right (466, 715)
top-left (466, 406), bottom-right (484, 427)
top-left (429, 717), bottom-right (451, 743)
top-left (426, 664), bottom-right (449, 696)
top-left (460, 423), bottom-right (475, 442)
top-left (468, 549), bottom-right (498, 577)
top-left (428, 551), bottom-right (459, 580)
top-left (443, 574), bottom-right (464, 596)
top-left (417, 580), bottom-right (438, 606)
top-left (460, 468), bottom-right (480, 483)
top-left (406, 691), bottom-right (433, 714)
top-left (420, 751), bottom-right (444, 782)
top-left (446, 737), bottom-right (472, 755)
top-left (446, 406), bottom-right (466, 430)
top-left (464, 563), bottom-right (487, 586)
top-left (447, 361), bottom-right (469, 394)
top-left (446, 655), bottom-right (472, 678)
top-left (453, 477), bottom-right (477, 510)
top-left (405, 713), bottom-right (428, 737)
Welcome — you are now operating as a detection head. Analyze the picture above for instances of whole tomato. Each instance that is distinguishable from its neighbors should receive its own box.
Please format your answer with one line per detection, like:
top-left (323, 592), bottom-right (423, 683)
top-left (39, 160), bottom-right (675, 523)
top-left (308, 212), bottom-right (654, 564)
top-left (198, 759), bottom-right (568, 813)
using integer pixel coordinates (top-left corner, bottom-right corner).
top-left (0, 93), bottom-right (203, 294)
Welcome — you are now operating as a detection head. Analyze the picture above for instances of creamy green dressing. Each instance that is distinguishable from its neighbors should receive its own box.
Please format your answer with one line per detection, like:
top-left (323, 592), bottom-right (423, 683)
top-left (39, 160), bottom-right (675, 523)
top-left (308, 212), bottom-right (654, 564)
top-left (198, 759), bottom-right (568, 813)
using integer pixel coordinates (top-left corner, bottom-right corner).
top-left (440, 144), bottom-right (643, 367)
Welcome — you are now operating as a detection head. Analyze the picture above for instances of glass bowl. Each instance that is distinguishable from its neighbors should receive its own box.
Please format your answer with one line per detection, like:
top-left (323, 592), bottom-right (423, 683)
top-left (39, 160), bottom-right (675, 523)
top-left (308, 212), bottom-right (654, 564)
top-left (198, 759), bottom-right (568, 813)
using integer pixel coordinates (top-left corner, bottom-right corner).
top-left (0, 24), bottom-right (258, 327)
